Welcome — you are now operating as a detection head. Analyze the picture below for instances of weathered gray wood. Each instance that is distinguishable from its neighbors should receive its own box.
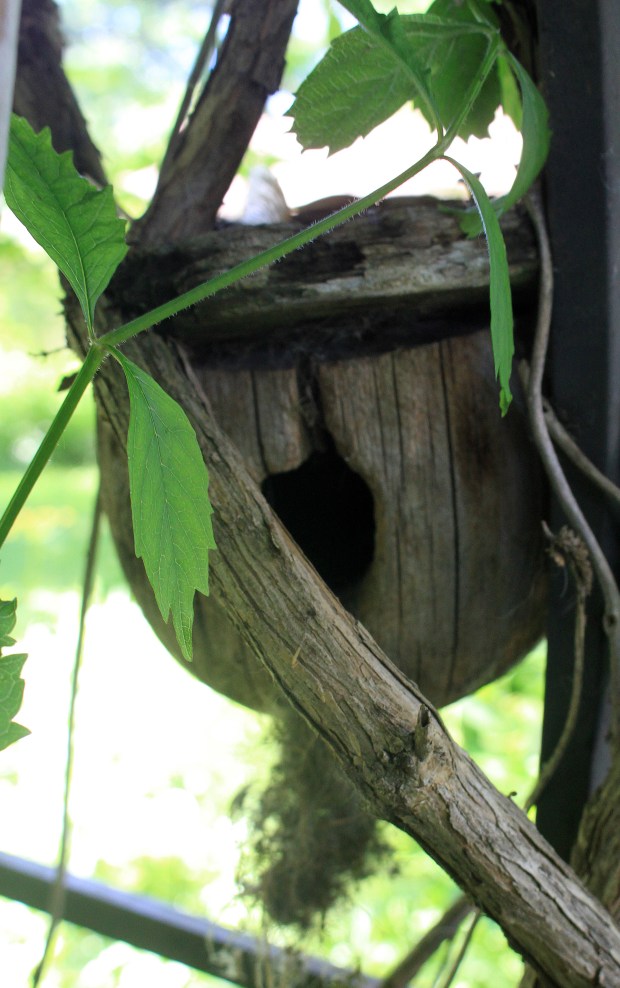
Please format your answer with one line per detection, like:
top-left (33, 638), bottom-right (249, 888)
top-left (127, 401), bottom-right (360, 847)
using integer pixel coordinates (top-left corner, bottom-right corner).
top-left (112, 198), bottom-right (537, 347)
top-left (132, 0), bottom-right (298, 246)
top-left (80, 308), bottom-right (620, 987)
top-left (196, 331), bottom-right (547, 707)
top-left (317, 336), bottom-right (547, 701)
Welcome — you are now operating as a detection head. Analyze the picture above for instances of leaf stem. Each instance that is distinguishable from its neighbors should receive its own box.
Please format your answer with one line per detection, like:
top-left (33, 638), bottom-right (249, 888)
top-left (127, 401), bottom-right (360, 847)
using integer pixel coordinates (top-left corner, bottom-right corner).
top-left (443, 33), bottom-right (501, 141)
top-left (0, 345), bottom-right (105, 550)
top-left (99, 141), bottom-right (452, 350)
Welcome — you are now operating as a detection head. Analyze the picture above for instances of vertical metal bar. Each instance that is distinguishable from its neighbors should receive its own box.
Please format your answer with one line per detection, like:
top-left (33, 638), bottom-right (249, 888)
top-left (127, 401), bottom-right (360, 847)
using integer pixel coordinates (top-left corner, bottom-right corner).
top-left (536, 0), bottom-right (620, 857)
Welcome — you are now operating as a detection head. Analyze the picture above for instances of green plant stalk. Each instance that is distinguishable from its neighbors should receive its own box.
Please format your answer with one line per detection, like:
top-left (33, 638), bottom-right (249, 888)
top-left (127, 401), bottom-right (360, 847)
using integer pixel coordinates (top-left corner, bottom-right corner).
top-left (100, 146), bottom-right (440, 348)
top-left (0, 32), bottom-right (502, 553)
top-left (101, 38), bottom-right (500, 351)
top-left (0, 345), bottom-right (105, 550)
top-left (102, 142), bottom-right (470, 349)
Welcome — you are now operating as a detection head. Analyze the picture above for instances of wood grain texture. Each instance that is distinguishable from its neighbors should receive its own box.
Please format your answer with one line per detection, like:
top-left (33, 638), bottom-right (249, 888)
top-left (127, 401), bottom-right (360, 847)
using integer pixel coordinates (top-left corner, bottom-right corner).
top-left (80, 306), bottom-right (620, 986)
top-left (318, 335), bottom-right (547, 701)
top-left (194, 331), bottom-right (547, 707)
top-left (113, 198), bottom-right (537, 351)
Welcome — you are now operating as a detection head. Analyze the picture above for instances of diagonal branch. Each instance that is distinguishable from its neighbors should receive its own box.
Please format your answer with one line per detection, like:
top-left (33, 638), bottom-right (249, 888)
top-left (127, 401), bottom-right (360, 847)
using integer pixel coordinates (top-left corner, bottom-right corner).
top-left (13, 0), bottom-right (106, 184)
top-left (133, 0), bottom-right (299, 246)
top-left (76, 304), bottom-right (620, 987)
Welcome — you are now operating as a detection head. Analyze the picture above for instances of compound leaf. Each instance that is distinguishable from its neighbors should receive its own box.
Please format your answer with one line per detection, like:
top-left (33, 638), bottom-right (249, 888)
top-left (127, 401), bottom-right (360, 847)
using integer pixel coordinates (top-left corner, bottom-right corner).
top-left (444, 157), bottom-right (514, 414)
top-left (116, 354), bottom-right (216, 661)
top-left (0, 598), bottom-right (29, 751)
top-left (4, 115), bottom-right (127, 335)
top-left (458, 56), bottom-right (550, 236)
top-left (493, 55), bottom-right (550, 213)
top-left (290, 26), bottom-right (417, 153)
top-left (291, 4), bottom-right (503, 153)
top-left (422, 0), bottom-right (502, 138)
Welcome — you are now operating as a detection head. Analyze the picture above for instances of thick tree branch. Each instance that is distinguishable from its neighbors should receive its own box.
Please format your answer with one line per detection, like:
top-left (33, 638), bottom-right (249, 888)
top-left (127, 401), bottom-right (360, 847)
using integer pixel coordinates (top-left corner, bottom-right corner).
top-left (13, 0), bottom-right (106, 184)
top-left (71, 299), bottom-right (620, 987)
top-left (133, 0), bottom-right (298, 246)
top-left (14, 4), bottom-right (620, 981)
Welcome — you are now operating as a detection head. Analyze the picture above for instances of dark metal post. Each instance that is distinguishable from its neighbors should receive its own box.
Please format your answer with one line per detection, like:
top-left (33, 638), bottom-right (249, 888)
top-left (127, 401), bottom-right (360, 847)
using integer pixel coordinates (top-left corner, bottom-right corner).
top-left (536, 0), bottom-right (620, 857)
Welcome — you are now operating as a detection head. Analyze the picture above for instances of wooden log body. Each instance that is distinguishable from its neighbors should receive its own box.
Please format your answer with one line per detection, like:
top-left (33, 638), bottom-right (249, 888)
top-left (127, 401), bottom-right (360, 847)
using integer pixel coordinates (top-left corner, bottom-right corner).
top-left (97, 200), bottom-right (547, 710)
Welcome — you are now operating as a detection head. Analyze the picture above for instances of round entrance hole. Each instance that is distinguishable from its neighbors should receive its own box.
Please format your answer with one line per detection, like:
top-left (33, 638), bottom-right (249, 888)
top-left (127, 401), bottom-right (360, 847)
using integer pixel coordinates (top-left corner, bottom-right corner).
top-left (261, 446), bottom-right (375, 595)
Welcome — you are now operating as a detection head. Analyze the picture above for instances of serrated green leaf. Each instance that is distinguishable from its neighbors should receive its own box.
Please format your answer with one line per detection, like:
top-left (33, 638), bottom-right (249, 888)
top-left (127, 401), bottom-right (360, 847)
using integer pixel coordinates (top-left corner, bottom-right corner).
top-left (291, 8), bottom-right (499, 153)
top-left (444, 157), bottom-right (514, 414)
top-left (4, 115), bottom-right (127, 335)
top-left (455, 56), bottom-right (550, 236)
top-left (423, 0), bottom-right (501, 138)
top-left (0, 597), bottom-right (17, 647)
top-left (290, 27), bottom-right (416, 153)
top-left (0, 598), bottom-right (29, 751)
top-left (116, 353), bottom-right (216, 661)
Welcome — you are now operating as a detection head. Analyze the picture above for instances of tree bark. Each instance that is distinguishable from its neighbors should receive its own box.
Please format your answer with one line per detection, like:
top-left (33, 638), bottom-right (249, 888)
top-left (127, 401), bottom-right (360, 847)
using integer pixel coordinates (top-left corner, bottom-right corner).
top-left (0, 0), bottom-right (21, 190)
top-left (64, 294), bottom-right (620, 986)
top-left (133, 0), bottom-right (299, 246)
top-left (114, 196), bottom-right (538, 348)
top-left (14, 0), bottom-right (106, 183)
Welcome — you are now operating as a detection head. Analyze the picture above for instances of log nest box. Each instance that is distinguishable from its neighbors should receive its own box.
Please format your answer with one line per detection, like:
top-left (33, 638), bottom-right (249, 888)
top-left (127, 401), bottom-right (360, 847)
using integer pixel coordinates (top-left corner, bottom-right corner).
top-left (94, 197), bottom-right (548, 711)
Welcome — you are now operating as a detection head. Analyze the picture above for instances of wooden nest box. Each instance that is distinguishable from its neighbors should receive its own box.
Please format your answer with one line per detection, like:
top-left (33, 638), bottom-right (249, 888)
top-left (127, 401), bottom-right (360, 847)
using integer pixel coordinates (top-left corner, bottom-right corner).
top-left (96, 197), bottom-right (548, 710)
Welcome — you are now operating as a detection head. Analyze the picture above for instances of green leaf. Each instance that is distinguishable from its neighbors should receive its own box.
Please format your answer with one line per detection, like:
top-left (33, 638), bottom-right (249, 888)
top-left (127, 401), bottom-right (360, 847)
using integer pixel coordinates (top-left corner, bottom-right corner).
top-left (493, 55), bottom-right (550, 212)
top-left (457, 56), bottom-right (550, 236)
top-left (422, 0), bottom-right (502, 138)
top-left (0, 598), bottom-right (30, 751)
top-left (290, 27), bottom-right (417, 153)
top-left (4, 115), bottom-right (127, 335)
top-left (115, 353), bottom-right (216, 661)
top-left (444, 157), bottom-right (514, 414)
top-left (291, 7), bottom-right (500, 153)
top-left (0, 597), bottom-right (17, 648)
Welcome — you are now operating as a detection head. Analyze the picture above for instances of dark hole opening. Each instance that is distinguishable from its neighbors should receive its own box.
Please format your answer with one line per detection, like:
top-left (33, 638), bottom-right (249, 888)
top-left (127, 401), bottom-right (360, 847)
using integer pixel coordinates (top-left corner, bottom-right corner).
top-left (261, 446), bottom-right (375, 595)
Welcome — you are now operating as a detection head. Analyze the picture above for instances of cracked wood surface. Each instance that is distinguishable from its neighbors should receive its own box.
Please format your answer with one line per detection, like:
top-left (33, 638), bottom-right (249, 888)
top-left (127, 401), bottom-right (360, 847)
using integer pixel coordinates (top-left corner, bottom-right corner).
top-left (194, 329), bottom-right (547, 707)
top-left (112, 198), bottom-right (538, 350)
top-left (75, 303), bottom-right (620, 987)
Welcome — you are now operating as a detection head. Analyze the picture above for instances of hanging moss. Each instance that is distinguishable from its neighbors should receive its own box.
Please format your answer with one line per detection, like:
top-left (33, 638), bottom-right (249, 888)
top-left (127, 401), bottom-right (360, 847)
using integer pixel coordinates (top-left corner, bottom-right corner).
top-left (236, 705), bottom-right (389, 929)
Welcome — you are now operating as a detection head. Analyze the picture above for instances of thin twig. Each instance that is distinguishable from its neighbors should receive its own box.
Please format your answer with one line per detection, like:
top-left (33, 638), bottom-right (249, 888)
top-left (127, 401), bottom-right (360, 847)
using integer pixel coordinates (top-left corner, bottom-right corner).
top-left (519, 361), bottom-right (620, 513)
top-left (31, 485), bottom-right (103, 987)
top-left (525, 190), bottom-right (620, 747)
top-left (523, 526), bottom-right (591, 812)
top-left (380, 896), bottom-right (474, 987)
top-left (434, 909), bottom-right (481, 988)
top-left (158, 0), bottom-right (229, 181)
top-left (544, 401), bottom-right (620, 512)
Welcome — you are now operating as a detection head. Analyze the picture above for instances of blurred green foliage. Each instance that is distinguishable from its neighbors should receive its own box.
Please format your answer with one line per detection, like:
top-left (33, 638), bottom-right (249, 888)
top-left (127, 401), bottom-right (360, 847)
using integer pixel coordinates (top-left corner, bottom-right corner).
top-left (0, 237), bottom-right (95, 470)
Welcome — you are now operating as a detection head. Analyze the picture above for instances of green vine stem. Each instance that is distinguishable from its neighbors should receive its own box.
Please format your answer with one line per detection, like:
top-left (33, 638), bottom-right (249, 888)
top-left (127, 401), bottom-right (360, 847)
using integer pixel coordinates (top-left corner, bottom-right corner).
top-left (0, 345), bottom-right (106, 549)
top-left (100, 144), bottom-right (450, 349)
